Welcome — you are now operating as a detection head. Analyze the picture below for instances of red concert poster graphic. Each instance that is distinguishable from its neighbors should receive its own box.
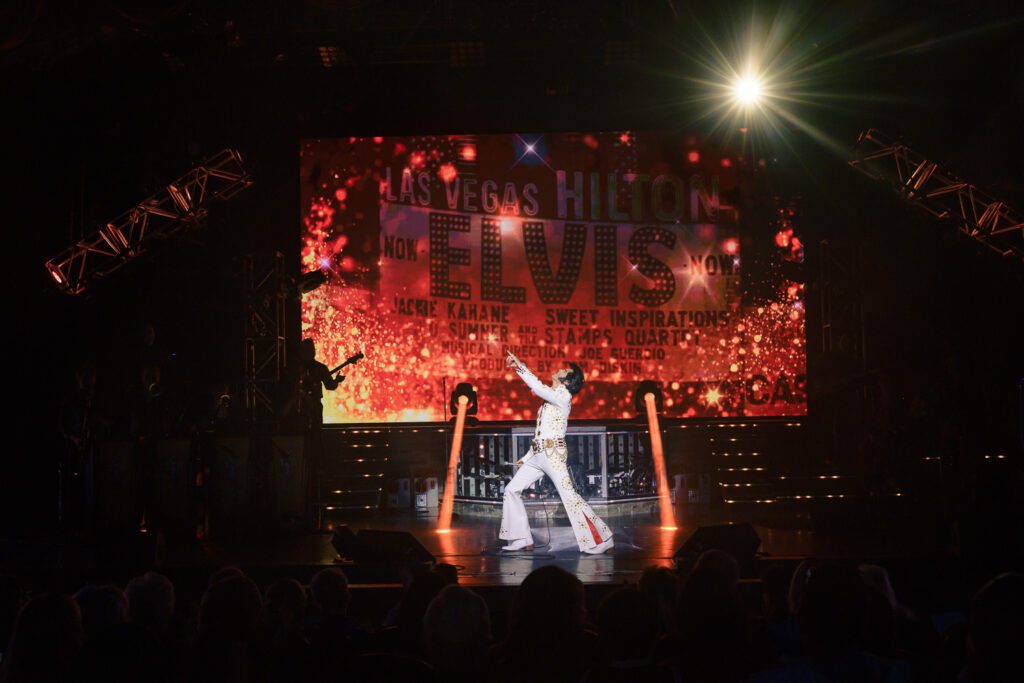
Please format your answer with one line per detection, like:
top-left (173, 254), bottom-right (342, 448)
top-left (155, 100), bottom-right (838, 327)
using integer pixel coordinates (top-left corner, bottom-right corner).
top-left (300, 132), bottom-right (806, 423)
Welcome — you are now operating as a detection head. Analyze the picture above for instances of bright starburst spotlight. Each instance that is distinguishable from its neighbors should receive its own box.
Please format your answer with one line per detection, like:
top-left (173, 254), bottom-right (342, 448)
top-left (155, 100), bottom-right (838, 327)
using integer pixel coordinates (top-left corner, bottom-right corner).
top-left (732, 75), bottom-right (763, 106)
top-left (675, 7), bottom-right (888, 161)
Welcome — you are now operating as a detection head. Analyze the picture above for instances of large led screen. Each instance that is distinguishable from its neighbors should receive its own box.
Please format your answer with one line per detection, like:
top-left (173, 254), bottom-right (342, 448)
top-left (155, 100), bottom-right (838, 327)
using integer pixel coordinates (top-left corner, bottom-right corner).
top-left (300, 132), bottom-right (806, 422)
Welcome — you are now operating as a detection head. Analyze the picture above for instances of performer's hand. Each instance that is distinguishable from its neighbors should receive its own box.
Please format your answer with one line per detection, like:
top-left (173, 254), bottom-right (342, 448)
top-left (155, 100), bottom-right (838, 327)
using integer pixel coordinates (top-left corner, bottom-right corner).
top-left (515, 458), bottom-right (524, 466)
top-left (337, 374), bottom-right (346, 382)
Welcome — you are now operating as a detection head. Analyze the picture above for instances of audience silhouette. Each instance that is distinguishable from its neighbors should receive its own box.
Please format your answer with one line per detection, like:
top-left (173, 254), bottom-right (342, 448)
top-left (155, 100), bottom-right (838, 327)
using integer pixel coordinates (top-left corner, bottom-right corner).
top-left (1, 558), bottom-right (1020, 682)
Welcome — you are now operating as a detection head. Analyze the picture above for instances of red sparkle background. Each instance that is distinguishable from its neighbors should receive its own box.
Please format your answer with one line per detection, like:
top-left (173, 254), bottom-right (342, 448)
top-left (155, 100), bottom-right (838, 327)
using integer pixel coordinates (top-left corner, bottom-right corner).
top-left (300, 132), bottom-right (807, 423)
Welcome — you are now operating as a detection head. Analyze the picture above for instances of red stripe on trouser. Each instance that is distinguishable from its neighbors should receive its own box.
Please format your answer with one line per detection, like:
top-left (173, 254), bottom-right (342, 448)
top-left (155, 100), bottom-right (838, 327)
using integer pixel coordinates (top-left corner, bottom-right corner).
top-left (583, 512), bottom-right (602, 544)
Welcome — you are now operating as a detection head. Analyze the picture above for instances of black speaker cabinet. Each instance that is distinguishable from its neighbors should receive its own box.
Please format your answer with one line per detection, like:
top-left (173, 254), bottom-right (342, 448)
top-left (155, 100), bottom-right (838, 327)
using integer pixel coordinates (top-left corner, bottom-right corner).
top-left (331, 526), bottom-right (435, 582)
top-left (673, 522), bottom-right (761, 575)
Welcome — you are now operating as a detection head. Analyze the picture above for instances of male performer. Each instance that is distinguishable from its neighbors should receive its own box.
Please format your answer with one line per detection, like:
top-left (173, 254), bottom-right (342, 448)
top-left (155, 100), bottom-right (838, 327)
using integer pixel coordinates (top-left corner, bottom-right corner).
top-left (499, 351), bottom-right (614, 554)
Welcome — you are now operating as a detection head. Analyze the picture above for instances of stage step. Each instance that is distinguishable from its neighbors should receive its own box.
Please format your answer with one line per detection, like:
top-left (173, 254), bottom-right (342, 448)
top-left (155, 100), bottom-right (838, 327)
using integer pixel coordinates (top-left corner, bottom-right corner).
top-left (710, 431), bottom-right (779, 504)
top-left (316, 432), bottom-right (393, 522)
top-left (773, 472), bottom-right (864, 501)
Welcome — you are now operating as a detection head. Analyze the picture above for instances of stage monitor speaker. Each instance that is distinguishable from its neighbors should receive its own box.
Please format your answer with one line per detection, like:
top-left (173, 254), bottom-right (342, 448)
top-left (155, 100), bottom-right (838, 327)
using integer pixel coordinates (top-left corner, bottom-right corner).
top-left (673, 523), bottom-right (761, 575)
top-left (386, 478), bottom-right (411, 509)
top-left (153, 438), bottom-right (194, 538)
top-left (268, 435), bottom-right (307, 523)
top-left (207, 437), bottom-right (251, 538)
top-left (331, 525), bottom-right (359, 559)
top-left (95, 441), bottom-right (136, 531)
top-left (413, 477), bottom-right (439, 508)
top-left (332, 527), bottom-right (435, 566)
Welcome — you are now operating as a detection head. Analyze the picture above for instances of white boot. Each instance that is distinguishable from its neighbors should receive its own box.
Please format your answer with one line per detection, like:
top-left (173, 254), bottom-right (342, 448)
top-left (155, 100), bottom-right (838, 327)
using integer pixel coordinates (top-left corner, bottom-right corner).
top-left (501, 538), bottom-right (535, 551)
top-left (582, 537), bottom-right (614, 554)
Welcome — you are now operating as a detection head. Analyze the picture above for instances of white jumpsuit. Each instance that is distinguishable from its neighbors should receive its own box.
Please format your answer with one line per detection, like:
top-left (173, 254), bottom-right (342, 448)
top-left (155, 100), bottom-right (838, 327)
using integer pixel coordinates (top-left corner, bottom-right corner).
top-left (498, 364), bottom-right (613, 551)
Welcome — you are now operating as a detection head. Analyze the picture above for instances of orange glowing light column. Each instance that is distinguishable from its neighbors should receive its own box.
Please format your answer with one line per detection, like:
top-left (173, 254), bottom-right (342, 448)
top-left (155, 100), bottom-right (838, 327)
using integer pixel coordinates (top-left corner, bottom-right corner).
top-left (437, 395), bottom-right (469, 533)
top-left (644, 392), bottom-right (677, 530)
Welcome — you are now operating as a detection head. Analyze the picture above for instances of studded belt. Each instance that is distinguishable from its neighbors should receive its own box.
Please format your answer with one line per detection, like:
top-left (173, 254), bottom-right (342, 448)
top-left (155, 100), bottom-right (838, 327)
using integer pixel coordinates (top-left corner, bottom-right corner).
top-left (532, 437), bottom-right (566, 451)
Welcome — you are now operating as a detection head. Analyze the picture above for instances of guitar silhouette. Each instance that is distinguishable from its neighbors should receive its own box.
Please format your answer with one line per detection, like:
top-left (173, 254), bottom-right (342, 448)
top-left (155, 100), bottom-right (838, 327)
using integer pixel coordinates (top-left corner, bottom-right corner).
top-left (330, 351), bottom-right (365, 375)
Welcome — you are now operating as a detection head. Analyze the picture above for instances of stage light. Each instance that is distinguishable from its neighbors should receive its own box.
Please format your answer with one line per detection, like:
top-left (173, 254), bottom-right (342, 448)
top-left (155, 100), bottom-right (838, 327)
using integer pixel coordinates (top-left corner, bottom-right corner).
top-left (732, 75), bottom-right (763, 107)
top-left (674, 7), bottom-right (870, 167)
top-left (449, 382), bottom-right (478, 416)
top-left (296, 269), bottom-right (328, 293)
top-left (634, 380), bottom-right (663, 414)
top-left (437, 394), bottom-right (470, 533)
top-left (46, 263), bottom-right (66, 286)
top-left (640, 387), bottom-right (677, 531)
top-left (633, 381), bottom-right (675, 529)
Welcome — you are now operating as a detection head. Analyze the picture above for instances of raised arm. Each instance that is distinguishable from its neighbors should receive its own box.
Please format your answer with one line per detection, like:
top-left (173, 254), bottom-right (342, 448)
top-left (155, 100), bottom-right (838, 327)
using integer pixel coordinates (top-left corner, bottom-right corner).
top-left (508, 354), bottom-right (570, 410)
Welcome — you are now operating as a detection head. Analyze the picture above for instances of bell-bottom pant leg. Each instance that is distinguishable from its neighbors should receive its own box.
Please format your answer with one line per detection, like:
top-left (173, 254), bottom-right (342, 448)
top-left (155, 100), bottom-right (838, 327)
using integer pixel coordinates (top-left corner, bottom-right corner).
top-left (536, 451), bottom-right (614, 551)
top-left (499, 454), bottom-right (546, 542)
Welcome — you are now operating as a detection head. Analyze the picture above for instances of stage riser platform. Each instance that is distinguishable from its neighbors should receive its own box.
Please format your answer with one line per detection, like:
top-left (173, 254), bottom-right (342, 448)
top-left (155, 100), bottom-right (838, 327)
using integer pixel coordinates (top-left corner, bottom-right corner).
top-left (455, 499), bottom-right (661, 519)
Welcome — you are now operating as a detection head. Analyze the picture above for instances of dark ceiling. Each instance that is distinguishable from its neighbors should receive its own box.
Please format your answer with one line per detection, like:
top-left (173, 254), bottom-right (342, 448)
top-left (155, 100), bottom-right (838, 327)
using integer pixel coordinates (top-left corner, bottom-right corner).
top-left (4, 0), bottom-right (1022, 399)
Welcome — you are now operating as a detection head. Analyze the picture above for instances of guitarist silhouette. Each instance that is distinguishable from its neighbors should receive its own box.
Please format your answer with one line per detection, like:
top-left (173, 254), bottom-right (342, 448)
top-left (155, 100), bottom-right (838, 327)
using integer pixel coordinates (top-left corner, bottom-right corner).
top-left (290, 338), bottom-right (363, 529)
top-left (292, 339), bottom-right (364, 426)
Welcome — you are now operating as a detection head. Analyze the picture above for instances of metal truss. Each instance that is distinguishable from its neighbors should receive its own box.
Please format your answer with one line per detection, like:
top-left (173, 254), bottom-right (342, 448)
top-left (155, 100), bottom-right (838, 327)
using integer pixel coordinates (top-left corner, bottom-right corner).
top-left (849, 129), bottom-right (1023, 262)
top-left (244, 253), bottom-right (286, 425)
top-left (818, 239), bottom-right (867, 375)
top-left (45, 149), bottom-right (253, 294)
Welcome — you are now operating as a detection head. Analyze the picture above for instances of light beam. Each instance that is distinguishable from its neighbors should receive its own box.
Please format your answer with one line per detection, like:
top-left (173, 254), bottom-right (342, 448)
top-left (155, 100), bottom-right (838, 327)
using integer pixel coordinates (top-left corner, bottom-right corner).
top-left (644, 392), bottom-right (677, 531)
top-left (437, 394), bottom-right (469, 533)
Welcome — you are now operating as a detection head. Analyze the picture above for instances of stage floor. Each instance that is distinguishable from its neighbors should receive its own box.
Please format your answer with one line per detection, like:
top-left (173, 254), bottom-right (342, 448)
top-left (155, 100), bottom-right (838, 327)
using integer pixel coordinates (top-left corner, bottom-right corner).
top-left (154, 504), bottom-right (948, 586)
top-left (1, 498), bottom-right (960, 593)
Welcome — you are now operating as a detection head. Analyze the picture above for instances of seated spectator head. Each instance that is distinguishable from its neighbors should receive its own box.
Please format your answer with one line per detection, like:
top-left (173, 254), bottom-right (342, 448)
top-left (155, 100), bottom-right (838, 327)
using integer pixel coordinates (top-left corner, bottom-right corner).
top-left (199, 575), bottom-right (262, 642)
top-left (597, 586), bottom-right (659, 662)
top-left (858, 564), bottom-right (899, 613)
top-left (263, 578), bottom-right (306, 632)
top-left (693, 549), bottom-right (740, 584)
top-left (675, 565), bottom-right (746, 645)
top-left (639, 565), bottom-right (681, 607)
top-left (396, 569), bottom-right (446, 633)
top-left (73, 584), bottom-right (128, 641)
top-left (966, 572), bottom-right (1024, 681)
top-left (788, 557), bottom-right (819, 616)
top-left (798, 562), bottom-right (867, 654)
top-left (310, 568), bottom-right (350, 617)
top-left (433, 562), bottom-right (459, 586)
top-left (508, 565), bottom-right (586, 643)
top-left (422, 585), bottom-right (491, 673)
top-left (638, 565), bottom-right (681, 633)
top-left (125, 571), bottom-right (175, 630)
top-left (761, 564), bottom-right (794, 622)
top-left (3, 593), bottom-right (82, 678)
top-left (207, 565), bottom-right (245, 587)
top-left (861, 580), bottom-right (896, 657)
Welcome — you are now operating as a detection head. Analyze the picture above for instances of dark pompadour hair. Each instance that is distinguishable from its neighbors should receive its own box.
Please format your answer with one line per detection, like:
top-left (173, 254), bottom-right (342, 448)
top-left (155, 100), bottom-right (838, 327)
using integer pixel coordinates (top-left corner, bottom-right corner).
top-left (562, 362), bottom-right (585, 395)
